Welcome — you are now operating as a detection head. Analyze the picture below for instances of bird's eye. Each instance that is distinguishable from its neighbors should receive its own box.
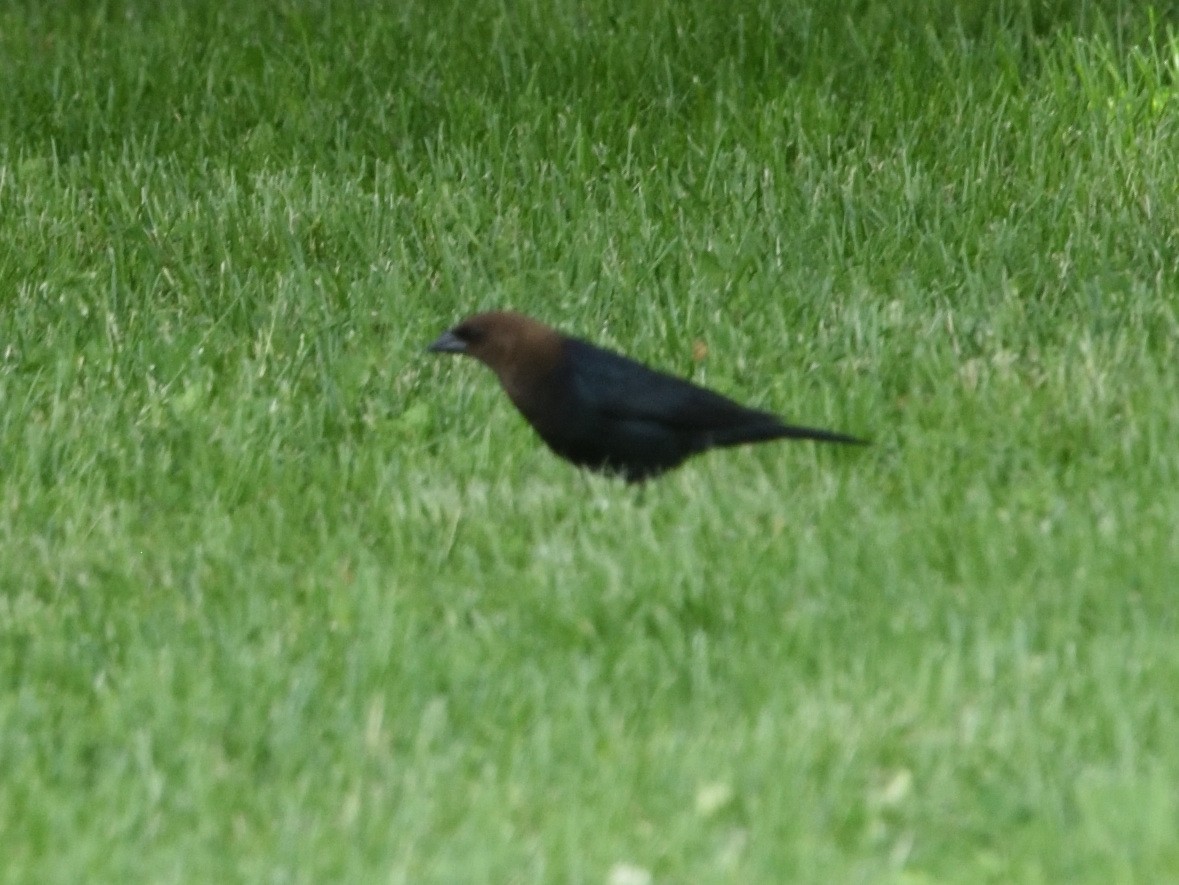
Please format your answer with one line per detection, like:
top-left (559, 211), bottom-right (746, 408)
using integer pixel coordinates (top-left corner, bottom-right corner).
top-left (455, 324), bottom-right (484, 344)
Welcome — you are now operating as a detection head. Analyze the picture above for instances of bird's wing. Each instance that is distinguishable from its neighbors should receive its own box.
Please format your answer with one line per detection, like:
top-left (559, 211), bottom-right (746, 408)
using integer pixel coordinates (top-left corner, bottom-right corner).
top-left (564, 339), bottom-right (762, 430)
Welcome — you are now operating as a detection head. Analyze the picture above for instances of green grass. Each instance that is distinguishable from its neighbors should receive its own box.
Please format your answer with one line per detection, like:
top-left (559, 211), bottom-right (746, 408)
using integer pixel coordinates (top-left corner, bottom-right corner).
top-left (2, 0), bottom-right (1179, 880)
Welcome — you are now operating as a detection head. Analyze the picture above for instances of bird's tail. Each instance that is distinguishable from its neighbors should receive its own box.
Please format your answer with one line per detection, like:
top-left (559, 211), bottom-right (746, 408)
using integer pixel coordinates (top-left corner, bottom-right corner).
top-left (710, 419), bottom-right (866, 449)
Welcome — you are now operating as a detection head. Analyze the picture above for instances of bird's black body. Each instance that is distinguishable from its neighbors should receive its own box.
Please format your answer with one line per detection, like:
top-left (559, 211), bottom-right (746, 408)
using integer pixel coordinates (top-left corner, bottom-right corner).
top-left (527, 338), bottom-right (853, 481)
top-left (429, 311), bottom-right (864, 482)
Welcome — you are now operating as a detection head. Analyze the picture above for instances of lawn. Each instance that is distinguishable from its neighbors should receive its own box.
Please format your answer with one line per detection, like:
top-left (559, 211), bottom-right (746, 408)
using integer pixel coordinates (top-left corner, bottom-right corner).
top-left (1, 1), bottom-right (1177, 881)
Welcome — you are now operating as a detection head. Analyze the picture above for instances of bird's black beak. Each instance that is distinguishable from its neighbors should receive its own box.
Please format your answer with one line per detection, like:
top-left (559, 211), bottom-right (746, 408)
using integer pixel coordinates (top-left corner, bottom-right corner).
top-left (427, 329), bottom-right (467, 354)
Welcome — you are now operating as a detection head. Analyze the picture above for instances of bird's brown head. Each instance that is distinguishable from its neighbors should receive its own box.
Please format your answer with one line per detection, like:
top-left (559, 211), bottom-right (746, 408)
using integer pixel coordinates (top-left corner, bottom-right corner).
top-left (428, 311), bottom-right (564, 391)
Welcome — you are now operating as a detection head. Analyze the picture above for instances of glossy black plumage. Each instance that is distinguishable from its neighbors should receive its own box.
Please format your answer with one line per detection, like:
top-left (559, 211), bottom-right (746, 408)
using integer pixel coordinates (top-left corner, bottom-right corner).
top-left (428, 311), bottom-right (864, 482)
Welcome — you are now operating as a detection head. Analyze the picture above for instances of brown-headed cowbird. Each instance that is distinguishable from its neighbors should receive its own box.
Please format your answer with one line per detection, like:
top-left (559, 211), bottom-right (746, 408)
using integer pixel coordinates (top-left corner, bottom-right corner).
top-left (428, 311), bottom-right (865, 482)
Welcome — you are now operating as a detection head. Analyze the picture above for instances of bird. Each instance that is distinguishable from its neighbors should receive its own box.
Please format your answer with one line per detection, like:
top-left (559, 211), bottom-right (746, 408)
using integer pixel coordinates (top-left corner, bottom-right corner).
top-left (428, 311), bottom-right (865, 482)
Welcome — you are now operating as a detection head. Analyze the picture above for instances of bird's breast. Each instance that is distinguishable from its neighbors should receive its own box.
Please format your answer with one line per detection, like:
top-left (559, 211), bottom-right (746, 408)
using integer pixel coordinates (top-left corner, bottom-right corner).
top-left (499, 367), bottom-right (568, 429)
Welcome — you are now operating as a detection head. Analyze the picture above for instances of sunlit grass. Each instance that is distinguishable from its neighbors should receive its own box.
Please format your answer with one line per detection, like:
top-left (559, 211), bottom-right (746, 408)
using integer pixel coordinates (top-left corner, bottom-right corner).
top-left (1, 1), bottom-right (1177, 881)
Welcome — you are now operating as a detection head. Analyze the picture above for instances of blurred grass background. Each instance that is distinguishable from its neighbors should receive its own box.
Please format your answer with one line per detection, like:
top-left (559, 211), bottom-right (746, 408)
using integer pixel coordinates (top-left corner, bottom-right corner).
top-left (1, 0), bottom-right (1177, 880)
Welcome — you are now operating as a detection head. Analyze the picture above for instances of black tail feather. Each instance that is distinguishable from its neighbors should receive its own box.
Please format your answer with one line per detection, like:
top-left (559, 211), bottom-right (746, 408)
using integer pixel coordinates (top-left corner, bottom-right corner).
top-left (710, 419), bottom-right (867, 449)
